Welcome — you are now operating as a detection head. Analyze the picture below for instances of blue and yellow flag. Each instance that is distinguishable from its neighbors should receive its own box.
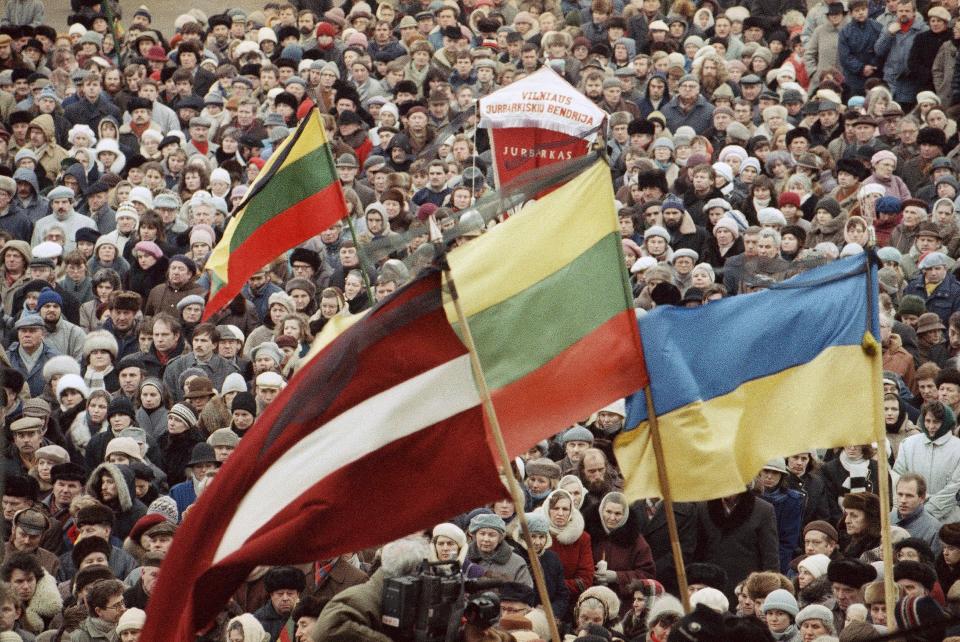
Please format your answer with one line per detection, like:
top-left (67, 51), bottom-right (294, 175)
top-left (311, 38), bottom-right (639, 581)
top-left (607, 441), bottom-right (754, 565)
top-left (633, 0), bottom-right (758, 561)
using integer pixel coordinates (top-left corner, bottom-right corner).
top-left (615, 254), bottom-right (883, 502)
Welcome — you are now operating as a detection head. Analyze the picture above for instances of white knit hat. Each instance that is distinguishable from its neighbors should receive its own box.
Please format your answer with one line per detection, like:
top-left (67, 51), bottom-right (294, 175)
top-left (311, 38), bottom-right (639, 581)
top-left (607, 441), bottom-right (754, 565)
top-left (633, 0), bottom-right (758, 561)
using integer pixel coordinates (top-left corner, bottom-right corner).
top-left (116, 607), bottom-right (146, 634)
top-left (690, 587), bottom-right (729, 613)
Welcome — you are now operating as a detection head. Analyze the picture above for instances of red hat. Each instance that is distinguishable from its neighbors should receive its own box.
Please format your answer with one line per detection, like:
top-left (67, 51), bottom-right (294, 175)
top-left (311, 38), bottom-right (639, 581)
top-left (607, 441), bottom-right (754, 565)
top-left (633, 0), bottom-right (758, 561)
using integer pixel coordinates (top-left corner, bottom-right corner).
top-left (778, 192), bottom-right (801, 208)
top-left (128, 513), bottom-right (166, 543)
top-left (146, 44), bottom-right (167, 62)
top-left (407, 105), bottom-right (427, 116)
top-left (416, 202), bottom-right (438, 221)
top-left (248, 157), bottom-right (265, 169)
top-left (316, 22), bottom-right (337, 37)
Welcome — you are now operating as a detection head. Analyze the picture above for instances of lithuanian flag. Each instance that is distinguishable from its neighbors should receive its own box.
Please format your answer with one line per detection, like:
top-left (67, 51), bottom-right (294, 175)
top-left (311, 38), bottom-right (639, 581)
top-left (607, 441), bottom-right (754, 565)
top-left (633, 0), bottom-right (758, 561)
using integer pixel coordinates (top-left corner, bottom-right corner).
top-left (203, 109), bottom-right (347, 319)
top-left (445, 161), bottom-right (648, 456)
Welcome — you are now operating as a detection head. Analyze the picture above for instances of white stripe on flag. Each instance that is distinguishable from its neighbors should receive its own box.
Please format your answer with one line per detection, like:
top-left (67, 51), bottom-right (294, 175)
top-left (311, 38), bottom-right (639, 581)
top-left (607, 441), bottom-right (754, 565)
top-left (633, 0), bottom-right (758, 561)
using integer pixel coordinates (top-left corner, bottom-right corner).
top-left (213, 353), bottom-right (481, 563)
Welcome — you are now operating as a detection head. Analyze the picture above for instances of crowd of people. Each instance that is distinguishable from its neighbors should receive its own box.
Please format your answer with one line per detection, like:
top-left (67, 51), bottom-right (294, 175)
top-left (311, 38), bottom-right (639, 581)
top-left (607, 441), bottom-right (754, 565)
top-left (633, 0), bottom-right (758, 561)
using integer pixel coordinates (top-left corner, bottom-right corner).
top-left (1, 0), bottom-right (960, 639)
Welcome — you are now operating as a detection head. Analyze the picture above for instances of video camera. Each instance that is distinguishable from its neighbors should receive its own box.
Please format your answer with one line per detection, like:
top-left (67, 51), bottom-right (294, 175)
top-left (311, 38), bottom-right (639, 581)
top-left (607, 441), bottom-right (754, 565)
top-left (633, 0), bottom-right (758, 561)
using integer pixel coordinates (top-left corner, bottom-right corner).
top-left (381, 560), bottom-right (504, 641)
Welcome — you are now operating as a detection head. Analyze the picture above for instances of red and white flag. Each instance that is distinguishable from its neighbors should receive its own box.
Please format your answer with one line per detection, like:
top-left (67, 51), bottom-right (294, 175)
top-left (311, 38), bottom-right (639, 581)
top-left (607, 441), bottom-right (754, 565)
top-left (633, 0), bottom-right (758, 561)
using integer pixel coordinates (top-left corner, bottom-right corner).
top-left (140, 269), bottom-right (506, 641)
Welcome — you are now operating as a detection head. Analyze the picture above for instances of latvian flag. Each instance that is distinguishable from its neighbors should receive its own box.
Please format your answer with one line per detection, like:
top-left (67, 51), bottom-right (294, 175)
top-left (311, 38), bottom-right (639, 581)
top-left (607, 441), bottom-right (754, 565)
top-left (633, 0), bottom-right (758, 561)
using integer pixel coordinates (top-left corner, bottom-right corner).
top-left (140, 269), bottom-right (507, 641)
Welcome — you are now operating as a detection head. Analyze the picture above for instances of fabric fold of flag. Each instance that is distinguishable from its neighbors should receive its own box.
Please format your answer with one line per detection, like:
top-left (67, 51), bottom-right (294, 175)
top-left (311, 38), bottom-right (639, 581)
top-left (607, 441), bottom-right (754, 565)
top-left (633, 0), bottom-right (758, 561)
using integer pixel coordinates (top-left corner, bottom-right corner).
top-left (141, 269), bottom-right (506, 642)
top-left (615, 254), bottom-right (882, 502)
top-left (203, 108), bottom-right (348, 319)
top-left (445, 160), bottom-right (649, 457)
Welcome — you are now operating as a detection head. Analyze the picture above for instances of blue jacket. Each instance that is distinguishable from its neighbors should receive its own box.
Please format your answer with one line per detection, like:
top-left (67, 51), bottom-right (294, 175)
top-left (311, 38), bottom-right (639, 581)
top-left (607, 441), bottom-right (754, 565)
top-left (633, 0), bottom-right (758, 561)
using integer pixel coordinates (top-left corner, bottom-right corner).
top-left (169, 479), bottom-right (197, 517)
top-left (7, 341), bottom-right (59, 396)
top-left (241, 281), bottom-right (282, 323)
top-left (874, 15), bottom-right (928, 102)
top-left (903, 272), bottom-right (960, 325)
top-left (838, 19), bottom-right (882, 94)
top-left (760, 487), bottom-right (804, 574)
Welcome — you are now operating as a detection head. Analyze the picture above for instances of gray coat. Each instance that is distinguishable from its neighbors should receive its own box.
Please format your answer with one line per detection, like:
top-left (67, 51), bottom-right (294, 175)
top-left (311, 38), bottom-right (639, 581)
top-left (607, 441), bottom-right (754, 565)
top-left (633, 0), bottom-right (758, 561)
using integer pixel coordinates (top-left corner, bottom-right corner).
top-left (162, 352), bottom-right (239, 401)
top-left (466, 540), bottom-right (533, 587)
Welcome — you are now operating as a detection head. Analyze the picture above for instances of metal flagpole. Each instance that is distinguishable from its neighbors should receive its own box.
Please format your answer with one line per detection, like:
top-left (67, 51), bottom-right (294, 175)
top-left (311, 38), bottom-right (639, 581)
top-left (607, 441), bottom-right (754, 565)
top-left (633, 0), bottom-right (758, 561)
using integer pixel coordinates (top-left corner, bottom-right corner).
top-left (433, 220), bottom-right (561, 642)
top-left (643, 386), bottom-right (692, 614)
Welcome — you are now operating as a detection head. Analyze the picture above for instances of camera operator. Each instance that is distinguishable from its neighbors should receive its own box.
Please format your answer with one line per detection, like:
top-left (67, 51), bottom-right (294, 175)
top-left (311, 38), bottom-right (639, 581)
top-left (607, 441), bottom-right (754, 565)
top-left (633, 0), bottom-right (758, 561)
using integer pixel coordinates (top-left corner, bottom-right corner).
top-left (311, 536), bottom-right (431, 642)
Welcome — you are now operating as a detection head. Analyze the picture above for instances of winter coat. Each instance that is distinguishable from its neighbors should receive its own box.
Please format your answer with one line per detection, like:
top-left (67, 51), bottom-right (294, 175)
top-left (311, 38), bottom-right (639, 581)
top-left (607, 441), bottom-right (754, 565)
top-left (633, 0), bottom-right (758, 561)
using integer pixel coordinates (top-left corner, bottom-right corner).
top-left (821, 457), bottom-right (884, 523)
top-left (83, 463), bottom-right (147, 540)
top-left (7, 341), bottom-right (60, 397)
top-left (308, 556), bottom-right (369, 609)
top-left (839, 18), bottom-right (883, 95)
top-left (908, 26), bottom-right (951, 93)
top-left (123, 255), bottom-right (168, 301)
top-left (253, 600), bottom-right (289, 642)
top-left (510, 534), bottom-right (570, 618)
top-left (536, 502), bottom-right (594, 597)
top-left (760, 487), bottom-right (805, 574)
top-left (746, 0), bottom-right (806, 31)
top-left (903, 271), bottom-right (960, 325)
top-left (311, 569), bottom-right (394, 642)
top-left (890, 223), bottom-right (920, 255)
top-left (143, 279), bottom-right (205, 318)
top-left (31, 209), bottom-right (97, 253)
top-left (162, 353), bottom-right (238, 402)
top-left (805, 214), bottom-right (847, 249)
top-left (804, 21), bottom-right (841, 88)
top-left (70, 617), bottom-right (116, 642)
top-left (694, 493), bottom-right (780, 599)
top-left (894, 430), bottom-right (960, 523)
top-left (633, 500), bottom-right (699, 595)
top-left (934, 39), bottom-right (958, 105)
top-left (786, 471), bottom-right (833, 526)
top-left (465, 539), bottom-right (534, 587)
top-left (585, 510), bottom-right (656, 609)
top-left (875, 15), bottom-right (929, 102)
top-left (157, 429), bottom-right (204, 487)
top-left (0, 205), bottom-right (34, 242)
top-left (661, 95), bottom-right (715, 133)
top-left (43, 320), bottom-right (85, 362)
top-left (16, 570), bottom-right (62, 633)
top-left (890, 505), bottom-right (943, 556)
top-left (64, 93), bottom-right (122, 132)
top-left (26, 115), bottom-right (68, 183)
top-left (2, 0), bottom-right (44, 26)
top-left (56, 545), bottom-right (137, 584)
top-left (2, 541), bottom-right (60, 578)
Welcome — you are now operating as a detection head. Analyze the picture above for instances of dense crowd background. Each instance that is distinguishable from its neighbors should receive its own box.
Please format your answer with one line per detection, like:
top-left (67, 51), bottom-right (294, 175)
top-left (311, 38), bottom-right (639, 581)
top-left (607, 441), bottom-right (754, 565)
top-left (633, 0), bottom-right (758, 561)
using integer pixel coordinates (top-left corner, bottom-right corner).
top-left (1, 0), bottom-right (960, 640)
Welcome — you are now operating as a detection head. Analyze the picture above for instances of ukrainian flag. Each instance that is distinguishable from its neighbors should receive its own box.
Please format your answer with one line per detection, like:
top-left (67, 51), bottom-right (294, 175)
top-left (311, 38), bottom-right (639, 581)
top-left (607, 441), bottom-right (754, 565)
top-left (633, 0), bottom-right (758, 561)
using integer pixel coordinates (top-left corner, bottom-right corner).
top-left (615, 253), bottom-right (883, 502)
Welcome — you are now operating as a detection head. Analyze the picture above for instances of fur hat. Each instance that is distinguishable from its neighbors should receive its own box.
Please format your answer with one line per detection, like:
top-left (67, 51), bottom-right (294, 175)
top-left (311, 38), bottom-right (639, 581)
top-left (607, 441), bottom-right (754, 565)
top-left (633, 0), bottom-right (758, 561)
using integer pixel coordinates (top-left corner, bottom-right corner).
top-left (894, 560), bottom-right (937, 590)
top-left (43, 355), bottom-right (81, 381)
top-left (686, 563), bottom-right (728, 591)
top-left (841, 492), bottom-right (880, 522)
top-left (263, 566), bottom-right (306, 594)
top-left (828, 558), bottom-right (877, 588)
top-left (83, 330), bottom-right (118, 360)
top-left (71, 535), bottom-right (112, 569)
top-left (75, 502), bottom-right (115, 528)
top-left (863, 580), bottom-right (897, 605)
top-left (942, 523), bottom-right (960, 547)
top-left (525, 457), bottom-right (561, 480)
top-left (111, 291), bottom-right (142, 312)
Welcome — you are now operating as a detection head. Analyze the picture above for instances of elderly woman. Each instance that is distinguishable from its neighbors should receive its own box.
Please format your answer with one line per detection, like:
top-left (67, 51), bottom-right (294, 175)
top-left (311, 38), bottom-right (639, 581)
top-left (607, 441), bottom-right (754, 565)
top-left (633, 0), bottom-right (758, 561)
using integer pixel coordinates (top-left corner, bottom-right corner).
top-left (539, 488), bottom-right (594, 599)
top-left (862, 150), bottom-right (911, 200)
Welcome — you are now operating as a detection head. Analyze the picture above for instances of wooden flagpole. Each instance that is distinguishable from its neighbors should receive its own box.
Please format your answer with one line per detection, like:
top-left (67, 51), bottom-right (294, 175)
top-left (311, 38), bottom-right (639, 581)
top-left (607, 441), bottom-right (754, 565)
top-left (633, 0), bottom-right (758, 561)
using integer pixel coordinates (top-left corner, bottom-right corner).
top-left (439, 254), bottom-right (562, 642)
top-left (643, 386), bottom-right (692, 614)
top-left (865, 254), bottom-right (897, 631)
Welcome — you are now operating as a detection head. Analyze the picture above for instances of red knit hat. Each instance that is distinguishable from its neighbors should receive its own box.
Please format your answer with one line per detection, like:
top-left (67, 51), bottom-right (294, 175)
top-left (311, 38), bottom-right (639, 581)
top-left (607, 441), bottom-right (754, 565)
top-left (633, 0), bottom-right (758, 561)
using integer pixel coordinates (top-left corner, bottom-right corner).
top-left (778, 191), bottom-right (801, 208)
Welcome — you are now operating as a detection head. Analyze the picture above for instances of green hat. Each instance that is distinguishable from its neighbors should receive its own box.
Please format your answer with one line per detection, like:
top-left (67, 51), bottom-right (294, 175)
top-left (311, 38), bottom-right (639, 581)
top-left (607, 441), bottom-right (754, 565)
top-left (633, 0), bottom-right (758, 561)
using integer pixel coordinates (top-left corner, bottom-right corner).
top-left (898, 295), bottom-right (926, 318)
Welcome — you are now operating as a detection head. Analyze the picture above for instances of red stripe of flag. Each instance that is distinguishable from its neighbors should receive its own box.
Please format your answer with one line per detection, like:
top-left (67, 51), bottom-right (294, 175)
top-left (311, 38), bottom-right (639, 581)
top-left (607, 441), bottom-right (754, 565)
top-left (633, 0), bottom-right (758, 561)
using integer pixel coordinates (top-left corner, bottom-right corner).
top-left (141, 270), bottom-right (506, 641)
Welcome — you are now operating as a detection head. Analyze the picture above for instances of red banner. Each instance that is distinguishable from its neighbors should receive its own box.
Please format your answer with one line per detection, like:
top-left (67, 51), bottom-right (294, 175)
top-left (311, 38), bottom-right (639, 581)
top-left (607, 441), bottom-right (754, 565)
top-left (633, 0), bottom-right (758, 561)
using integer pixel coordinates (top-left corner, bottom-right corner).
top-left (489, 127), bottom-right (592, 192)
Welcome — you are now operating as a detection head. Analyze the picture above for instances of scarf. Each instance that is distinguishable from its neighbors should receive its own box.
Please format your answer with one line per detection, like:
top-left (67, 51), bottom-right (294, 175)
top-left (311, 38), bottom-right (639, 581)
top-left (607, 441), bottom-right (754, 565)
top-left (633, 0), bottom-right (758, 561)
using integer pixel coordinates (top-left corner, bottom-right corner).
top-left (771, 624), bottom-right (798, 640)
top-left (84, 365), bottom-right (113, 392)
top-left (839, 450), bottom-right (870, 493)
top-left (753, 196), bottom-right (771, 210)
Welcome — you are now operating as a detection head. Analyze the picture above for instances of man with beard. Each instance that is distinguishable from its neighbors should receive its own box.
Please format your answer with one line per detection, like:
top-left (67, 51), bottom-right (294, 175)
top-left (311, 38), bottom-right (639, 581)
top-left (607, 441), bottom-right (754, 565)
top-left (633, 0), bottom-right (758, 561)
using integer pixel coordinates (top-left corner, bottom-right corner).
top-left (584, 492), bottom-right (656, 609)
top-left (36, 288), bottom-right (83, 361)
top-left (578, 448), bottom-right (624, 520)
top-left (661, 194), bottom-right (710, 256)
top-left (31, 186), bottom-right (96, 252)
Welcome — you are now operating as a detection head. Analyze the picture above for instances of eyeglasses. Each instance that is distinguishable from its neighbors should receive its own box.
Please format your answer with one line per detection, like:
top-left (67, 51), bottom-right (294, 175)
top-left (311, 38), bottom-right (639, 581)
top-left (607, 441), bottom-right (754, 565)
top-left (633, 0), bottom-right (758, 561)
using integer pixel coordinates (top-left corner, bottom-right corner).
top-left (103, 600), bottom-right (126, 612)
